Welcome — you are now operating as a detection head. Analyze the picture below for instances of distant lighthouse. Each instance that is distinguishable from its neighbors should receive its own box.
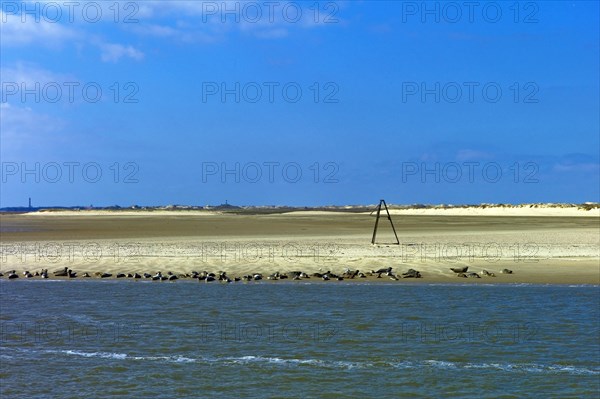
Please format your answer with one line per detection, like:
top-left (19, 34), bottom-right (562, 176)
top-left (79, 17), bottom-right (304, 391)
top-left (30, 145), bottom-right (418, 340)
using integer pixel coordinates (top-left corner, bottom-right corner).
top-left (28, 197), bottom-right (32, 209)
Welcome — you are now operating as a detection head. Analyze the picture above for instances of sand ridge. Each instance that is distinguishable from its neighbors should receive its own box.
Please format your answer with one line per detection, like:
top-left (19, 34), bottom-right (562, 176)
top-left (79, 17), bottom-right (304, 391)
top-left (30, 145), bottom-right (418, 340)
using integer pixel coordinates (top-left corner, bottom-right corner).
top-left (1, 208), bottom-right (598, 284)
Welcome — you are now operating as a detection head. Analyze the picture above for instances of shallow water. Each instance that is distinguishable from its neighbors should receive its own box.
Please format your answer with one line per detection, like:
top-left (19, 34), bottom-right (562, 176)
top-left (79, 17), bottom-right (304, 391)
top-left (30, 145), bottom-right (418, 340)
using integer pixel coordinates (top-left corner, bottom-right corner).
top-left (1, 281), bottom-right (599, 398)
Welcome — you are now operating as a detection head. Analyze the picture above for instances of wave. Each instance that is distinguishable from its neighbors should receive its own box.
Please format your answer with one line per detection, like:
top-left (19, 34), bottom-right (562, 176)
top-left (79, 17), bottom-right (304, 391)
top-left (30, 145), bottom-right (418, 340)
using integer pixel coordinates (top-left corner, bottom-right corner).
top-left (44, 349), bottom-right (195, 363)
top-left (423, 360), bottom-right (599, 375)
top-left (28, 349), bottom-right (599, 375)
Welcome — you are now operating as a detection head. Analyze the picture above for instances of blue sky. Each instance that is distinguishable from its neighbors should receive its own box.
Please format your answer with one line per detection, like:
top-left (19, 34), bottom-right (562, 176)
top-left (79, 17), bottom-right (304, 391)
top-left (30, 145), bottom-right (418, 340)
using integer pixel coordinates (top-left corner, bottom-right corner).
top-left (1, 0), bottom-right (598, 207)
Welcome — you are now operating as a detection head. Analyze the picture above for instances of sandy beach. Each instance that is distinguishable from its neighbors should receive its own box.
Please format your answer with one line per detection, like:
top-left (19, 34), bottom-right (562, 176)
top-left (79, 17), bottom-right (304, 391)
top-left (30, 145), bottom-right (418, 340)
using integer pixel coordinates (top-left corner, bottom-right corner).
top-left (1, 206), bottom-right (598, 284)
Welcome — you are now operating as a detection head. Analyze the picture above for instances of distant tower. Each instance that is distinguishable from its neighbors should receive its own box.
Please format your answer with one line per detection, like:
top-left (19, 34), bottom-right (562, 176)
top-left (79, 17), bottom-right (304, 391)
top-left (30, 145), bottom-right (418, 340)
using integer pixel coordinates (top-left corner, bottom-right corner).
top-left (28, 197), bottom-right (32, 209)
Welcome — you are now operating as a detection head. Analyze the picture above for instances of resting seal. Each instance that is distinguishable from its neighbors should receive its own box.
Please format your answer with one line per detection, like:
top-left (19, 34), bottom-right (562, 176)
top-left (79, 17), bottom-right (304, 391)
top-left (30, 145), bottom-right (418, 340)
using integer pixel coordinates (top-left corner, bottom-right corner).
top-left (372, 267), bottom-right (392, 274)
top-left (402, 269), bottom-right (421, 278)
top-left (53, 267), bottom-right (69, 277)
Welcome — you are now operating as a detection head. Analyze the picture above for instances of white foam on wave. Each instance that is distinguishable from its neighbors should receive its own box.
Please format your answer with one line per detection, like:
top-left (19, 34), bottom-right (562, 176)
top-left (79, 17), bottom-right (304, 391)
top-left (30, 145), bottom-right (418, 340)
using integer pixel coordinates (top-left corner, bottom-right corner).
top-left (566, 284), bottom-right (598, 288)
top-left (128, 355), bottom-right (197, 363)
top-left (424, 359), bottom-right (459, 369)
top-left (50, 350), bottom-right (198, 363)
top-left (440, 360), bottom-right (599, 375)
top-left (59, 350), bottom-right (127, 360)
top-left (212, 355), bottom-right (375, 370)
top-left (200, 356), bottom-right (600, 375)
top-left (223, 355), bottom-right (325, 367)
top-left (10, 347), bottom-right (599, 375)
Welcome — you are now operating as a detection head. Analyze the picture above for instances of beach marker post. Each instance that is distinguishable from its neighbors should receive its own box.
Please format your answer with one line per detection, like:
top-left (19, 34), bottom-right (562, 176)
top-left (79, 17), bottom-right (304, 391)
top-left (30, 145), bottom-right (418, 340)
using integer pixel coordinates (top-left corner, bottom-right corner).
top-left (371, 199), bottom-right (400, 245)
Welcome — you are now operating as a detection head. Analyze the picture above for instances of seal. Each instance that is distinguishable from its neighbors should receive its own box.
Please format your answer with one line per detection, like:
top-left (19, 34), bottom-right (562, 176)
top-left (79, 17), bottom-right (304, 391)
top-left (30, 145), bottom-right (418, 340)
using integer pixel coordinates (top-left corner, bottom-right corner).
top-left (218, 271), bottom-right (229, 281)
top-left (372, 267), bottom-right (392, 275)
top-left (450, 267), bottom-right (468, 273)
top-left (53, 267), bottom-right (69, 277)
top-left (501, 269), bottom-right (513, 274)
top-left (351, 270), bottom-right (360, 279)
top-left (326, 272), bottom-right (339, 279)
top-left (401, 269), bottom-right (422, 278)
top-left (8, 271), bottom-right (19, 279)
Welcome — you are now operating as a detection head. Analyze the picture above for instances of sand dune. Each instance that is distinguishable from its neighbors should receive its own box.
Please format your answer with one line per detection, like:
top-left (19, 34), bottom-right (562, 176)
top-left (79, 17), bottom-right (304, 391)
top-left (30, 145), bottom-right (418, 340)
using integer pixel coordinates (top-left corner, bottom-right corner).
top-left (19, 203), bottom-right (600, 218)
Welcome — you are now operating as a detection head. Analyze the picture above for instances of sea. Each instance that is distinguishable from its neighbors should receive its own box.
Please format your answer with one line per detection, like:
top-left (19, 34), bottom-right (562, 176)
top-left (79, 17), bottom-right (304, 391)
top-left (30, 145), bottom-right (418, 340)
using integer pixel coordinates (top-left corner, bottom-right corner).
top-left (1, 280), bottom-right (599, 398)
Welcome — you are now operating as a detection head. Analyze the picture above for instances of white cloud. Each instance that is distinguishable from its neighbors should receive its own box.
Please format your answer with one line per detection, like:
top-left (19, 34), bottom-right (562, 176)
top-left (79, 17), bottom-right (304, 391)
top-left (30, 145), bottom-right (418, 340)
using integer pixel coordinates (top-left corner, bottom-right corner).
top-left (553, 162), bottom-right (600, 173)
top-left (99, 43), bottom-right (144, 63)
top-left (129, 22), bottom-right (220, 44)
top-left (0, 10), bottom-right (77, 47)
top-left (0, 102), bottom-right (67, 157)
top-left (134, 23), bottom-right (179, 38)
top-left (1, 62), bottom-right (74, 87)
top-left (1, 8), bottom-right (144, 63)
top-left (129, 1), bottom-right (345, 43)
top-left (1, 0), bottom-right (346, 64)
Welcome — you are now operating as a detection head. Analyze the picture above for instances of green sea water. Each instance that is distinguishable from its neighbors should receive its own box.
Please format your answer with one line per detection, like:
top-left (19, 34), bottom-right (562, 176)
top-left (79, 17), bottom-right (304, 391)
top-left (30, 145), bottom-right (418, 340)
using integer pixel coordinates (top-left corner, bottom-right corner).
top-left (1, 281), bottom-right (599, 398)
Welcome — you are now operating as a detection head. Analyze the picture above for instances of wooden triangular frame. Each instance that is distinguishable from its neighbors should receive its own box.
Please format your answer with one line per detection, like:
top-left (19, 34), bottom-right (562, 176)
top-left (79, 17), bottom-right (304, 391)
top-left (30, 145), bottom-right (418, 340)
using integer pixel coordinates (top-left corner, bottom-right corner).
top-left (371, 199), bottom-right (400, 245)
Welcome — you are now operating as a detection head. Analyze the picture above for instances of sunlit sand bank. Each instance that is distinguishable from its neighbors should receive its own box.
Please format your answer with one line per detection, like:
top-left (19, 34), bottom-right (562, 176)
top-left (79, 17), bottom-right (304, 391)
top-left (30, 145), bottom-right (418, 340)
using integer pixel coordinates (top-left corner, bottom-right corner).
top-left (1, 205), bottom-right (598, 284)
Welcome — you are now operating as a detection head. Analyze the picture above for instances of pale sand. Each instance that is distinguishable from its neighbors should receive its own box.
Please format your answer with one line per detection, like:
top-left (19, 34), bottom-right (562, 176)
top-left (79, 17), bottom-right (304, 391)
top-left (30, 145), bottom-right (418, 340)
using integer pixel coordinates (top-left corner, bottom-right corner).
top-left (1, 208), bottom-right (598, 284)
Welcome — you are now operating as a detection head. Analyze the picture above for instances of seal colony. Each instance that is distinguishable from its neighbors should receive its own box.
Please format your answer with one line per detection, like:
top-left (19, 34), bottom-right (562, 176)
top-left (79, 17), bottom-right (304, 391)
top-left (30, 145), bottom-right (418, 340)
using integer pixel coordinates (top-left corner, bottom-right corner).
top-left (0, 266), bottom-right (512, 282)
